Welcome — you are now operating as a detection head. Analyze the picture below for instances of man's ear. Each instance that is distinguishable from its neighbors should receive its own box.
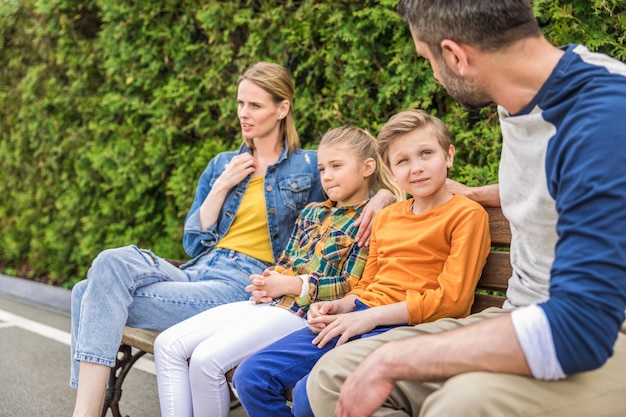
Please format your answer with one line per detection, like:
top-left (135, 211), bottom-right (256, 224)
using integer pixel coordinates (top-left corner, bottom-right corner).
top-left (440, 39), bottom-right (470, 76)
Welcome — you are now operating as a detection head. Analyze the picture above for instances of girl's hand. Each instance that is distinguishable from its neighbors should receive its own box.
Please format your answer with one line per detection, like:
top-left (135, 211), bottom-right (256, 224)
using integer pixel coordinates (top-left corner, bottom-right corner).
top-left (246, 270), bottom-right (301, 303)
top-left (246, 270), bottom-right (274, 303)
top-left (310, 310), bottom-right (376, 348)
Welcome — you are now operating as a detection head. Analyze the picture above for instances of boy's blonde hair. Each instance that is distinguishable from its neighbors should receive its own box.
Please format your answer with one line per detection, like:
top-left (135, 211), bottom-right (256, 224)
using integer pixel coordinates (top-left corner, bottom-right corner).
top-left (377, 109), bottom-right (452, 168)
top-left (238, 62), bottom-right (299, 153)
top-left (320, 126), bottom-right (405, 201)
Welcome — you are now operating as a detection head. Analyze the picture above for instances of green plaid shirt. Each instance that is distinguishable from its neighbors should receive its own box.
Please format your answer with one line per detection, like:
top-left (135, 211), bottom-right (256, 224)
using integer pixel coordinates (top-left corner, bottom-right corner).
top-left (269, 198), bottom-right (369, 317)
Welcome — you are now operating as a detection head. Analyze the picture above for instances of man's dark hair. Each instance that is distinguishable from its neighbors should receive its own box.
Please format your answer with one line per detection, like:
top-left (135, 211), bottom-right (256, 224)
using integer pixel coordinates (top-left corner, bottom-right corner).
top-left (397, 0), bottom-right (541, 58)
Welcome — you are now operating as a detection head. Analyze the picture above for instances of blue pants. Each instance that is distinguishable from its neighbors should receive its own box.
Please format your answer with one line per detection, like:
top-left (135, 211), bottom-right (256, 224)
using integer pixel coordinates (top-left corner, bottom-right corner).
top-left (233, 300), bottom-right (404, 417)
top-left (70, 245), bottom-right (269, 388)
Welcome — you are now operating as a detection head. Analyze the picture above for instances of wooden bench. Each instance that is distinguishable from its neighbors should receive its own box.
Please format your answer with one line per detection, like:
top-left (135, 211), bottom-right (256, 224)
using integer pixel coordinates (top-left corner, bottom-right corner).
top-left (102, 206), bottom-right (512, 417)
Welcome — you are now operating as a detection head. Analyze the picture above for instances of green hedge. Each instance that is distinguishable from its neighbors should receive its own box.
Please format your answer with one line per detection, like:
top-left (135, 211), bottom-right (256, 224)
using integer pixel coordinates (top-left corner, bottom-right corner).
top-left (1, 0), bottom-right (624, 287)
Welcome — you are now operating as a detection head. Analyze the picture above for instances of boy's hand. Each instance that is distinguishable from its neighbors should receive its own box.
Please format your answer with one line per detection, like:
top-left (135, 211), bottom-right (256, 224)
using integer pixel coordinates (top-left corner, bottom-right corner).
top-left (310, 309), bottom-right (376, 348)
top-left (306, 301), bottom-right (341, 333)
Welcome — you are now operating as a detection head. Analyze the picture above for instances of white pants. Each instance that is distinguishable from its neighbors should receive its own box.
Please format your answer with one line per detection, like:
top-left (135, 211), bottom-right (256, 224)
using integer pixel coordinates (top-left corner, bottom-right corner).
top-left (154, 301), bottom-right (306, 417)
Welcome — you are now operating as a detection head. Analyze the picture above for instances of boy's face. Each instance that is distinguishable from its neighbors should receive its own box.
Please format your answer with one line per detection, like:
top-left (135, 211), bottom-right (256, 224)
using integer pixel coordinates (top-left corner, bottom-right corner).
top-left (387, 126), bottom-right (454, 202)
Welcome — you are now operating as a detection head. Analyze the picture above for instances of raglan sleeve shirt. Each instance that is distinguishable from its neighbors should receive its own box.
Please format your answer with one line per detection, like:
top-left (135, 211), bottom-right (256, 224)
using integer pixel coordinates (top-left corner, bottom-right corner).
top-left (506, 45), bottom-right (626, 379)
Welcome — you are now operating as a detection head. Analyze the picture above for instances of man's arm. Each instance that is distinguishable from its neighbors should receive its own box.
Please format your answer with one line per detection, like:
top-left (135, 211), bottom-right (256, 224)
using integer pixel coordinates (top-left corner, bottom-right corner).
top-left (446, 180), bottom-right (500, 207)
top-left (335, 314), bottom-right (529, 417)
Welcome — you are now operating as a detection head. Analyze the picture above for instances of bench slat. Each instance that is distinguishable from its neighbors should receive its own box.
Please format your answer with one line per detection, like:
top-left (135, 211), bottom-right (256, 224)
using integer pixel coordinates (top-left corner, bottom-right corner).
top-left (471, 293), bottom-right (505, 314)
top-left (121, 328), bottom-right (158, 354)
top-left (485, 206), bottom-right (511, 248)
top-left (476, 251), bottom-right (511, 293)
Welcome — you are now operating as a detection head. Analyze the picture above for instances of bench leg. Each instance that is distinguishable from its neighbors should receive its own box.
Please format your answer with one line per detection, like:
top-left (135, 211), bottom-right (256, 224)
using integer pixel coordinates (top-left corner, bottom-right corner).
top-left (101, 344), bottom-right (147, 417)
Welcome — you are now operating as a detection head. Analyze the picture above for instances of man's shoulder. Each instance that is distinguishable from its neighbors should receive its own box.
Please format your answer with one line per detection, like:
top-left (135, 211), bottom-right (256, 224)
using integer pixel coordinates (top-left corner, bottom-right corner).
top-left (571, 44), bottom-right (626, 79)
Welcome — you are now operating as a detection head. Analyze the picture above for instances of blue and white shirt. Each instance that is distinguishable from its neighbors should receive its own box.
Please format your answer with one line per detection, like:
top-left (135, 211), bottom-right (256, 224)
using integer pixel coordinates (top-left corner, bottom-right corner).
top-left (500, 44), bottom-right (626, 378)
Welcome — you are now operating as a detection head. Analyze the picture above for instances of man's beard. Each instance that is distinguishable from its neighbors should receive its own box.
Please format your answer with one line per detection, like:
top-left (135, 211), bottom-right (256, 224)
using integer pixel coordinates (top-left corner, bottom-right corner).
top-left (437, 58), bottom-right (493, 111)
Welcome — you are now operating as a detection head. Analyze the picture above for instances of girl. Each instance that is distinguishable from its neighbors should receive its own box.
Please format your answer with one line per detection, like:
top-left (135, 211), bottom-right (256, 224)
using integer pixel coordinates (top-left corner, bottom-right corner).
top-left (153, 126), bottom-right (404, 417)
top-left (70, 62), bottom-right (393, 417)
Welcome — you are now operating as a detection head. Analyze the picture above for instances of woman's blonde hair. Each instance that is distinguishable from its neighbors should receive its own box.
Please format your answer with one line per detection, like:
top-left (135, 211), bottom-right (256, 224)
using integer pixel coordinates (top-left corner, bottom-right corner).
top-left (319, 126), bottom-right (405, 201)
top-left (238, 62), bottom-right (299, 153)
top-left (377, 109), bottom-right (452, 168)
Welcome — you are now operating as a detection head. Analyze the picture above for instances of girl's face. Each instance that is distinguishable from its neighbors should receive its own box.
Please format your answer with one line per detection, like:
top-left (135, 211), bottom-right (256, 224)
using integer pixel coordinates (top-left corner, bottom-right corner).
top-left (237, 79), bottom-right (288, 144)
top-left (317, 143), bottom-right (375, 207)
top-left (387, 126), bottom-right (454, 207)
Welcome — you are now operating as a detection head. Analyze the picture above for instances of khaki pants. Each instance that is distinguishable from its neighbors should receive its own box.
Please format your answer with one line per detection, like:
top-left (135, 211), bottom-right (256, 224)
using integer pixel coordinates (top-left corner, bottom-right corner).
top-left (308, 308), bottom-right (626, 417)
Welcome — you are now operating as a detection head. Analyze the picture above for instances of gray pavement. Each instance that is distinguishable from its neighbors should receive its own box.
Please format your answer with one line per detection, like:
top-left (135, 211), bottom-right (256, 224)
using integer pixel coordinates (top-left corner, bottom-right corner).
top-left (0, 274), bottom-right (247, 417)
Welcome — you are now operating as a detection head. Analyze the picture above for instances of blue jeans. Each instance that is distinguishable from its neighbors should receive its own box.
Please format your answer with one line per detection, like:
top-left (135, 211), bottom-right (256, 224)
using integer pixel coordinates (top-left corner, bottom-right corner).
top-left (70, 245), bottom-right (270, 388)
top-left (233, 301), bottom-right (402, 417)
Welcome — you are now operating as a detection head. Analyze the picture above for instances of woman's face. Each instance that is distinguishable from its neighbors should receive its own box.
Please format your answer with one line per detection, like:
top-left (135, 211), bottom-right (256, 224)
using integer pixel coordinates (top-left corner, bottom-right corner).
top-left (237, 79), bottom-right (288, 144)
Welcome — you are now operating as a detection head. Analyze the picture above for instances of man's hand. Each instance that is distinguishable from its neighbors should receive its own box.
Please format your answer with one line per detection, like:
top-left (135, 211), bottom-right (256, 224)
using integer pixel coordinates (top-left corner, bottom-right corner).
top-left (354, 189), bottom-right (395, 246)
top-left (335, 345), bottom-right (395, 417)
top-left (446, 179), bottom-right (501, 207)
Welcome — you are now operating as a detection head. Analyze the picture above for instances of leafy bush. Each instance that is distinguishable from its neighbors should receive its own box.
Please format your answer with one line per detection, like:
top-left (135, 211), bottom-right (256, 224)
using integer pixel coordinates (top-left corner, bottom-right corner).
top-left (0, 0), bottom-right (624, 287)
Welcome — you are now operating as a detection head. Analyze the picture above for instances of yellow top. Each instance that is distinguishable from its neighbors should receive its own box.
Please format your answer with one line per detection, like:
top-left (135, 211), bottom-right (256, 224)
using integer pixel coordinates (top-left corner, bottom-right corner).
top-left (216, 176), bottom-right (274, 264)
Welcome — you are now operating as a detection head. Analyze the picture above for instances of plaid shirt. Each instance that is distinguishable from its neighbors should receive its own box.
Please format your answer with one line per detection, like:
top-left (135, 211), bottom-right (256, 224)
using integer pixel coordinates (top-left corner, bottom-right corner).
top-left (269, 198), bottom-right (369, 317)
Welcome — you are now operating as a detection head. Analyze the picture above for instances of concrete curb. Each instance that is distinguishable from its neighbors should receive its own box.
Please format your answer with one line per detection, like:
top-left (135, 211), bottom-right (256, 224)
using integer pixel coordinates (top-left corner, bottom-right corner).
top-left (0, 273), bottom-right (71, 315)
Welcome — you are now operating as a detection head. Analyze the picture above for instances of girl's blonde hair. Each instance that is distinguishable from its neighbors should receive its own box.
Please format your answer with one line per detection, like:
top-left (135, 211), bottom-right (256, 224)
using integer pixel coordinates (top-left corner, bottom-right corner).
top-left (238, 62), bottom-right (300, 153)
top-left (377, 109), bottom-right (452, 168)
top-left (319, 126), bottom-right (405, 201)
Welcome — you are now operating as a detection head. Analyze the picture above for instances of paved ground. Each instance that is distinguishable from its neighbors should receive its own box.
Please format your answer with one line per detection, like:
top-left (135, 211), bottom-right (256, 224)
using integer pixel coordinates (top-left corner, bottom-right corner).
top-left (0, 273), bottom-right (247, 417)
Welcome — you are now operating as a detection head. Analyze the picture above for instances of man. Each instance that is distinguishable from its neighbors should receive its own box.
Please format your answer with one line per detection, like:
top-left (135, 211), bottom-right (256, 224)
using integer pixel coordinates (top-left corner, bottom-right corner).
top-left (302, 1), bottom-right (626, 416)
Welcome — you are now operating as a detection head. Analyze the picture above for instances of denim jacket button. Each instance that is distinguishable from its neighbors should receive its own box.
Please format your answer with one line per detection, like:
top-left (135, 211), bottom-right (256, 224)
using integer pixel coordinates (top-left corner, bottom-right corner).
top-left (291, 182), bottom-right (298, 189)
top-left (269, 208), bottom-right (276, 215)
top-left (266, 185), bottom-right (273, 192)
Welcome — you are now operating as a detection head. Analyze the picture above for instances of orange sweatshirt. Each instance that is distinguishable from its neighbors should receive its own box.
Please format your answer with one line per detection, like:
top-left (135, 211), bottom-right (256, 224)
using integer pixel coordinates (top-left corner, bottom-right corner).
top-left (349, 194), bottom-right (491, 324)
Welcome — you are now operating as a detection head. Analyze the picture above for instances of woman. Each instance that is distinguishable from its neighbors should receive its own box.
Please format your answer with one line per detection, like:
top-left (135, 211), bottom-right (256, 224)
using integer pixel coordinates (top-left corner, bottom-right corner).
top-left (70, 62), bottom-right (393, 417)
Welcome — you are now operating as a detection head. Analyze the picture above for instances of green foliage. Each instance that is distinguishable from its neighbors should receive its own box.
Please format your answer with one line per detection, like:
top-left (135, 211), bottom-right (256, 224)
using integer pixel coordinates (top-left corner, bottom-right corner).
top-left (1, 0), bottom-right (624, 286)
top-left (535, 0), bottom-right (626, 60)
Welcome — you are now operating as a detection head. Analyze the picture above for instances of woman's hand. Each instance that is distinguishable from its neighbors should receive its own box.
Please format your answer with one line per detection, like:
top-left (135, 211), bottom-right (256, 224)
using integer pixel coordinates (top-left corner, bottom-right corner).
top-left (199, 153), bottom-right (258, 230)
top-left (215, 153), bottom-right (258, 190)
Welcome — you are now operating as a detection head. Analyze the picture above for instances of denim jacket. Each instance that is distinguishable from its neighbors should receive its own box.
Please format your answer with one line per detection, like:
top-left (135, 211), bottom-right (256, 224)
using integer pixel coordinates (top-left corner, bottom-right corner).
top-left (182, 142), bottom-right (323, 266)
